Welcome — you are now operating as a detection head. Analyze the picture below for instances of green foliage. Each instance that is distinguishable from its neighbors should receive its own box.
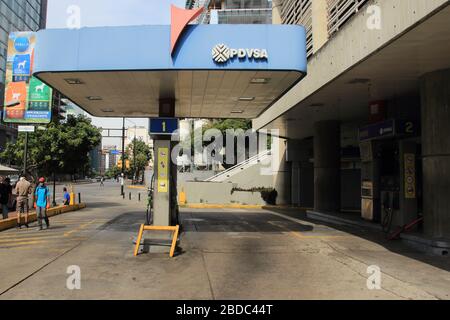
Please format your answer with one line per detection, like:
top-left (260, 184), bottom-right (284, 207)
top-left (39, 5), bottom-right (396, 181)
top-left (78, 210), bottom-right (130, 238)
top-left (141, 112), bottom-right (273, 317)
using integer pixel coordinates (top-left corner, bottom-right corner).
top-left (105, 166), bottom-right (121, 179)
top-left (181, 119), bottom-right (253, 169)
top-left (126, 138), bottom-right (152, 182)
top-left (0, 115), bottom-right (102, 179)
top-left (231, 187), bottom-right (278, 205)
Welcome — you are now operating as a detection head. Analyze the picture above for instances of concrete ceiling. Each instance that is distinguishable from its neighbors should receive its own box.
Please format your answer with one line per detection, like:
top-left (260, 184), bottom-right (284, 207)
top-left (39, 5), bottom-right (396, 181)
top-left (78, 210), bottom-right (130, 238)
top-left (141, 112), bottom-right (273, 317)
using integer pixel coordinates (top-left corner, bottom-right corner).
top-left (38, 70), bottom-right (302, 119)
top-left (262, 4), bottom-right (450, 140)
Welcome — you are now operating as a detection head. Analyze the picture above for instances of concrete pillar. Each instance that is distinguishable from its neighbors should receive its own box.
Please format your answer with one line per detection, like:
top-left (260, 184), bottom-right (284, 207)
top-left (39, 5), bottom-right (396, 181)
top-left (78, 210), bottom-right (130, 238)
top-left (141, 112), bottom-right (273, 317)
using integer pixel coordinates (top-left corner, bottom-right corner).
top-left (272, 137), bottom-right (291, 205)
top-left (272, 0), bottom-right (282, 24)
top-left (314, 121), bottom-right (341, 212)
top-left (312, 0), bottom-right (329, 53)
top-left (420, 69), bottom-right (450, 239)
top-left (287, 138), bottom-right (314, 208)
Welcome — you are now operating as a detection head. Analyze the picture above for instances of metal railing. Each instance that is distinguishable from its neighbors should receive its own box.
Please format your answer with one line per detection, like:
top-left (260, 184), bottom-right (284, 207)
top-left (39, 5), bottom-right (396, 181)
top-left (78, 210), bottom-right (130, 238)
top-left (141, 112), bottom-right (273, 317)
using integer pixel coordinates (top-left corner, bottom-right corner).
top-left (204, 149), bottom-right (272, 182)
top-left (280, 0), bottom-right (313, 58)
top-left (327, 0), bottom-right (370, 37)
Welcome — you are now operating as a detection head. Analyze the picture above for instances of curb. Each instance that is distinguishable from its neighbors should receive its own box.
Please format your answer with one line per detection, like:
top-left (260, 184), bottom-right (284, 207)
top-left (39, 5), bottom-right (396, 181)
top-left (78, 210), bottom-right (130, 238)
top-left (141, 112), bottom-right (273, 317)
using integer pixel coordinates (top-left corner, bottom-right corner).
top-left (127, 186), bottom-right (147, 190)
top-left (0, 203), bottom-right (87, 232)
top-left (180, 203), bottom-right (264, 209)
top-left (179, 204), bottom-right (311, 210)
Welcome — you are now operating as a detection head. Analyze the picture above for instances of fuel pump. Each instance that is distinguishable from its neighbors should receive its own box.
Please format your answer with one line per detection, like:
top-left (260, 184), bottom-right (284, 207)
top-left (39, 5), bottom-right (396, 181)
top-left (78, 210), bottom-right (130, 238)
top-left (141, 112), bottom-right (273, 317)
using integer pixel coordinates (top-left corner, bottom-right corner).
top-left (359, 119), bottom-right (420, 232)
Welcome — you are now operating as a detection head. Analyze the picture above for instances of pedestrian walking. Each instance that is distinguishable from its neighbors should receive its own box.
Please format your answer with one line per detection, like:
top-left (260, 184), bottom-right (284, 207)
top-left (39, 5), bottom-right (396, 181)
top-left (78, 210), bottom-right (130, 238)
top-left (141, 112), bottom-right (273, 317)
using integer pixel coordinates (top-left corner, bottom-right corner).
top-left (15, 176), bottom-right (32, 229)
top-left (0, 177), bottom-right (12, 220)
top-left (35, 177), bottom-right (50, 230)
top-left (63, 187), bottom-right (70, 206)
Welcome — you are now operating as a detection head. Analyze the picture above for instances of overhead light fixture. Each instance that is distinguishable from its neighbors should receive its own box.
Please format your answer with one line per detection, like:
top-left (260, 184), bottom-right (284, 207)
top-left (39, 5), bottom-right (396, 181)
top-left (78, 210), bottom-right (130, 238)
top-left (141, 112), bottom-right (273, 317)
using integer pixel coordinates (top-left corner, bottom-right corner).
top-left (231, 110), bottom-right (244, 114)
top-left (250, 78), bottom-right (270, 84)
top-left (238, 97), bottom-right (255, 102)
top-left (309, 103), bottom-right (324, 107)
top-left (87, 96), bottom-right (103, 101)
top-left (101, 108), bottom-right (114, 113)
top-left (65, 78), bottom-right (84, 85)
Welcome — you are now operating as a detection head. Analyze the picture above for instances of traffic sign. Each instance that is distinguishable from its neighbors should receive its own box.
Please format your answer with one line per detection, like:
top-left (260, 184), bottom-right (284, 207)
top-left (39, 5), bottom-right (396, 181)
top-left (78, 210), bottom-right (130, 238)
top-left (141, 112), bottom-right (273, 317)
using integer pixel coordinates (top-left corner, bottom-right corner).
top-left (18, 125), bottom-right (35, 133)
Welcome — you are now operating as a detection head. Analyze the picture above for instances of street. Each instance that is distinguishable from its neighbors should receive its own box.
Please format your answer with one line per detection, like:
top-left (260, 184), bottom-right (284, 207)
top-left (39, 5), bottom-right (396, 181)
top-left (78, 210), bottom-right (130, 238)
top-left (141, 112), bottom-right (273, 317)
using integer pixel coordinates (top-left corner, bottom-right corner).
top-left (0, 181), bottom-right (449, 300)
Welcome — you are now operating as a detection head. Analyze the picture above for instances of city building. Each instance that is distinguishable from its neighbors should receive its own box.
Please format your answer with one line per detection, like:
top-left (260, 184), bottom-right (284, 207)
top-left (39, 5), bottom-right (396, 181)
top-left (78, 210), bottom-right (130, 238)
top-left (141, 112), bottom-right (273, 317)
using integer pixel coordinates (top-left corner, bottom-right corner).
top-left (89, 143), bottom-right (102, 175)
top-left (0, 0), bottom-right (48, 151)
top-left (251, 0), bottom-right (450, 248)
top-left (30, 1), bottom-right (450, 252)
top-left (186, 0), bottom-right (272, 24)
top-left (126, 126), bottom-right (152, 146)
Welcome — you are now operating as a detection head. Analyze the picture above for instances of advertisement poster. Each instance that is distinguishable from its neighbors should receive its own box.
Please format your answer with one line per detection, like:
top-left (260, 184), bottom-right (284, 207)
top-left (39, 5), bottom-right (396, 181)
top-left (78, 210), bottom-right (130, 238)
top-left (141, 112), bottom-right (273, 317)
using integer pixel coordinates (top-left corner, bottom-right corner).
top-left (3, 32), bottom-right (52, 124)
top-left (157, 147), bottom-right (169, 193)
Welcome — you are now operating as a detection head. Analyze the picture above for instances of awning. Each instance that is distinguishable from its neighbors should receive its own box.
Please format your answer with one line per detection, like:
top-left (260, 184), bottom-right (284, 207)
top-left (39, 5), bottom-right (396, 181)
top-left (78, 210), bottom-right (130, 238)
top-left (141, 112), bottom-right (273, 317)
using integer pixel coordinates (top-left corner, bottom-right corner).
top-left (33, 24), bottom-right (307, 119)
top-left (0, 165), bottom-right (19, 175)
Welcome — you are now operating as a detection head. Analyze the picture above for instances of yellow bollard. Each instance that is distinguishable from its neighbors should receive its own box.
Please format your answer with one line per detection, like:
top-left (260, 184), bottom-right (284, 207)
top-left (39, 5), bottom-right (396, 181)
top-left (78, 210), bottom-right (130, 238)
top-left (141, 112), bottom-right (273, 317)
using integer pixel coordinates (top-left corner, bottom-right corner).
top-left (179, 188), bottom-right (186, 205)
top-left (69, 184), bottom-right (75, 205)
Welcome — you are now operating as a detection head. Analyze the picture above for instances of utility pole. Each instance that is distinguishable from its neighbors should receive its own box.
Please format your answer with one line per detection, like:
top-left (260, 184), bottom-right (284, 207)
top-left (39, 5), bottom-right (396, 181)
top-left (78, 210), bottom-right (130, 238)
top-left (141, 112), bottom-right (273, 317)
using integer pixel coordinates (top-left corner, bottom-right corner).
top-left (133, 125), bottom-right (137, 184)
top-left (23, 132), bottom-right (28, 175)
top-left (52, 170), bottom-right (57, 207)
top-left (121, 117), bottom-right (125, 196)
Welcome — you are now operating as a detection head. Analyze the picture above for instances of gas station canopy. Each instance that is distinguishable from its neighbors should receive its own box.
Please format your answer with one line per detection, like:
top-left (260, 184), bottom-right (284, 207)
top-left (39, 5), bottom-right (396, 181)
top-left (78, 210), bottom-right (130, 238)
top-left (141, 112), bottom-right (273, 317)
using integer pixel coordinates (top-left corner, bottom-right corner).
top-left (33, 24), bottom-right (307, 119)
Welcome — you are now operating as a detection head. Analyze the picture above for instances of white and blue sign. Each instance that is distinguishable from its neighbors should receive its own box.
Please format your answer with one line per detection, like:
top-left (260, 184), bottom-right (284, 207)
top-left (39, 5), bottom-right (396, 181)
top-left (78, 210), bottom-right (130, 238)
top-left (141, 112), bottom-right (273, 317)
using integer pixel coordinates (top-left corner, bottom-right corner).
top-left (150, 118), bottom-right (179, 136)
top-left (25, 110), bottom-right (51, 121)
top-left (34, 25), bottom-right (307, 75)
top-left (359, 119), bottom-right (418, 142)
top-left (12, 54), bottom-right (31, 81)
top-left (14, 36), bottom-right (30, 52)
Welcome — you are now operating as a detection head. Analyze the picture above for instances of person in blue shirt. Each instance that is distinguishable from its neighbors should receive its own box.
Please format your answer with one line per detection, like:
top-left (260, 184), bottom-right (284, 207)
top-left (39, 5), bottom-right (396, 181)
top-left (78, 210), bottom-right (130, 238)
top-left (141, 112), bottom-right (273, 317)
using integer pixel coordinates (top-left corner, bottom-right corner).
top-left (35, 177), bottom-right (50, 230)
top-left (63, 187), bottom-right (70, 206)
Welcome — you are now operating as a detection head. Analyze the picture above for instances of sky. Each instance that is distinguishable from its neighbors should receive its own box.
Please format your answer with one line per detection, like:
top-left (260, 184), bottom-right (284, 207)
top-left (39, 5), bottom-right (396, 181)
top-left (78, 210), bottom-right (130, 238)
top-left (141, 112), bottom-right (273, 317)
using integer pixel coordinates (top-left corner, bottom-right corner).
top-left (46, 0), bottom-right (186, 147)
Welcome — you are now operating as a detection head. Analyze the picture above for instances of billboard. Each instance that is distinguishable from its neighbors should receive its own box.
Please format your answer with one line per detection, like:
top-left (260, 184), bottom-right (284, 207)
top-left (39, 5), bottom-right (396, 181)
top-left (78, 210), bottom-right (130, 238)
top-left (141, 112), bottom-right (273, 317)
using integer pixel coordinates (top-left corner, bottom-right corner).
top-left (3, 32), bottom-right (52, 124)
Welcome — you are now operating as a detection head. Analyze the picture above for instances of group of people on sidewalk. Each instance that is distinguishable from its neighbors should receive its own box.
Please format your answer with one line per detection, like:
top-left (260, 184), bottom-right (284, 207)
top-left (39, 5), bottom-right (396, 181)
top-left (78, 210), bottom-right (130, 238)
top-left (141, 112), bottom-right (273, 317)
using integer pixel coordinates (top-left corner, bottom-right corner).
top-left (0, 176), bottom-right (70, 231)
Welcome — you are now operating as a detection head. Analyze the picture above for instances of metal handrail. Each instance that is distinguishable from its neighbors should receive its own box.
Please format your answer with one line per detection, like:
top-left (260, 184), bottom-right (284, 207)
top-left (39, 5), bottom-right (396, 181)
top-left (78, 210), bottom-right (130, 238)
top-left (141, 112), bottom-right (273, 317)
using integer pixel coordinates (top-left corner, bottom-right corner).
top-left (204, 149), bottom-right (272, 182)
top-left (327, 0), bottom-right (370, 36)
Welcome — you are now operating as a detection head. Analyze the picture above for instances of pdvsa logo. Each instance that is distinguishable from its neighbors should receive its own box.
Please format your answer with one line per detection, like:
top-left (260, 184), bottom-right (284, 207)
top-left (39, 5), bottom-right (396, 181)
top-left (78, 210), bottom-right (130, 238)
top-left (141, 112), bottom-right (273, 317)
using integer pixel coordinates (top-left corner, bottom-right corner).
top-left (212, 44), bottom-right (269, 64)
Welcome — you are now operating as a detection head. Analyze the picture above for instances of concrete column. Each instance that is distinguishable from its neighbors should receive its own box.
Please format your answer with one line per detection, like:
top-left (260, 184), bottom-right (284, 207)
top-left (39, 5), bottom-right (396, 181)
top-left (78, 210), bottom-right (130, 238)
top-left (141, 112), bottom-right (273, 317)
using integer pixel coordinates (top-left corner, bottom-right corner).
top-left (312, 0), bottom-right (329, 53)
top-left (272, 0), bottom-right (283, 24)
top-left (314, 121), bottom-right (341, 212)
top-left (420, 69), bottom-right (450, 239)
top-left (272, 137), bottom-right (291, 205)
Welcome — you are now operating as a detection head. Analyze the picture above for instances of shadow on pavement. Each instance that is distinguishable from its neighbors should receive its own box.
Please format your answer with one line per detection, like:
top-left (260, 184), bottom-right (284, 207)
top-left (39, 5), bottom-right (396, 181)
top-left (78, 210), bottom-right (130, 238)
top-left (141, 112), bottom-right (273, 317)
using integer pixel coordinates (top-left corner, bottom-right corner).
top-left (181, 209), bottom-right (314, 233)
top-left (265, 207), bottom-right (450, 273)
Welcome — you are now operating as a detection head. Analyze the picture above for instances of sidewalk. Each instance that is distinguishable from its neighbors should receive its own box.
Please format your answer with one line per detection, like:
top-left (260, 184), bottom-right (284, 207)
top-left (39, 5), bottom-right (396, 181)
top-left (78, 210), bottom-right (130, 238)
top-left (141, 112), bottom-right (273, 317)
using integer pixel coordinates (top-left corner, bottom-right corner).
top-left (305, 209), bottom-right (450, 256)
top-left (0, 204), bottom-right (86, 232)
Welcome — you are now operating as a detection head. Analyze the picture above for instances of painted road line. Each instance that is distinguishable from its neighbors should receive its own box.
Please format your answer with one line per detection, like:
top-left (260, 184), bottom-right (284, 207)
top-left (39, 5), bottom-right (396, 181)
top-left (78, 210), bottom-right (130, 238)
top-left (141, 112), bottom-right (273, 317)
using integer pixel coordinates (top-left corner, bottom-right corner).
top-left (0, 240), bottom-right (49, 248)
top-left (64, 220), bottom-right (99, 237)
top-left (266, 220), bottom-right (350, 240)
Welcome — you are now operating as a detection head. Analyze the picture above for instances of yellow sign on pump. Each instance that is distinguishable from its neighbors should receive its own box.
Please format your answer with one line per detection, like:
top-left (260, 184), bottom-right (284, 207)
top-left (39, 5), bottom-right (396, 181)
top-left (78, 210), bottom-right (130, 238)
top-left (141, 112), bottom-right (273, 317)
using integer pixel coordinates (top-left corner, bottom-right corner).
top-left (157, 147), bottom-right (169, 193)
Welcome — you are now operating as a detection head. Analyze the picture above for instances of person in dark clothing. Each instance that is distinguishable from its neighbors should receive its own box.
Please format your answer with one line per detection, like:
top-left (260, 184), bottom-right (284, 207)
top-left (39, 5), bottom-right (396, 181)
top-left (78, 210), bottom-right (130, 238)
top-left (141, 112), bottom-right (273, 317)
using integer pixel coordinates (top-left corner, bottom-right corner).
top-left (0, 177), bottom-right (12, 220)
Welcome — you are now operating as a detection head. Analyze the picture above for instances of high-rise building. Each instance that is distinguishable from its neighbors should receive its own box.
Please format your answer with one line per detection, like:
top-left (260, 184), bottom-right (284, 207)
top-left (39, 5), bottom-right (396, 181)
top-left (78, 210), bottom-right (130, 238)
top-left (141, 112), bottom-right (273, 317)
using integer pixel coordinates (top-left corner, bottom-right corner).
top-left (186, 0), bottom-right (272, 24)
top-left (89, 143), bottom-right (102, 175)
top-left (0, 0), bottom-right (48, 151)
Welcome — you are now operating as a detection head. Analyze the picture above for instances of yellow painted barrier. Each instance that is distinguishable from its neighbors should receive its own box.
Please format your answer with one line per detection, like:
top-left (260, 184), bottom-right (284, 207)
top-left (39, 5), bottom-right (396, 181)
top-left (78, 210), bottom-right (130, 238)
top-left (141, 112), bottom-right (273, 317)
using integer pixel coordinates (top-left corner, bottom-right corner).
top-left (0, 204), bottom-right (87, 232)
top-left (134, 225), bottom-right (180, 258)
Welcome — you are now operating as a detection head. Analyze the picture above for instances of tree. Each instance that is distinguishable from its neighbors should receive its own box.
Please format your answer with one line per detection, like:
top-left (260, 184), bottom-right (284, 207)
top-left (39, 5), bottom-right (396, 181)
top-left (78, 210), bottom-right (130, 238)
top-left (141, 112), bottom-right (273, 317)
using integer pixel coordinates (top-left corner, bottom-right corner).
top-left (184, 119), bottom-right (252, 169)
top-left (105, 166), bottom-right (121, 179)
top-left (126, 138), bottom-right (152, 183)
top-left (0, 114), bottom-right (102, 180)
